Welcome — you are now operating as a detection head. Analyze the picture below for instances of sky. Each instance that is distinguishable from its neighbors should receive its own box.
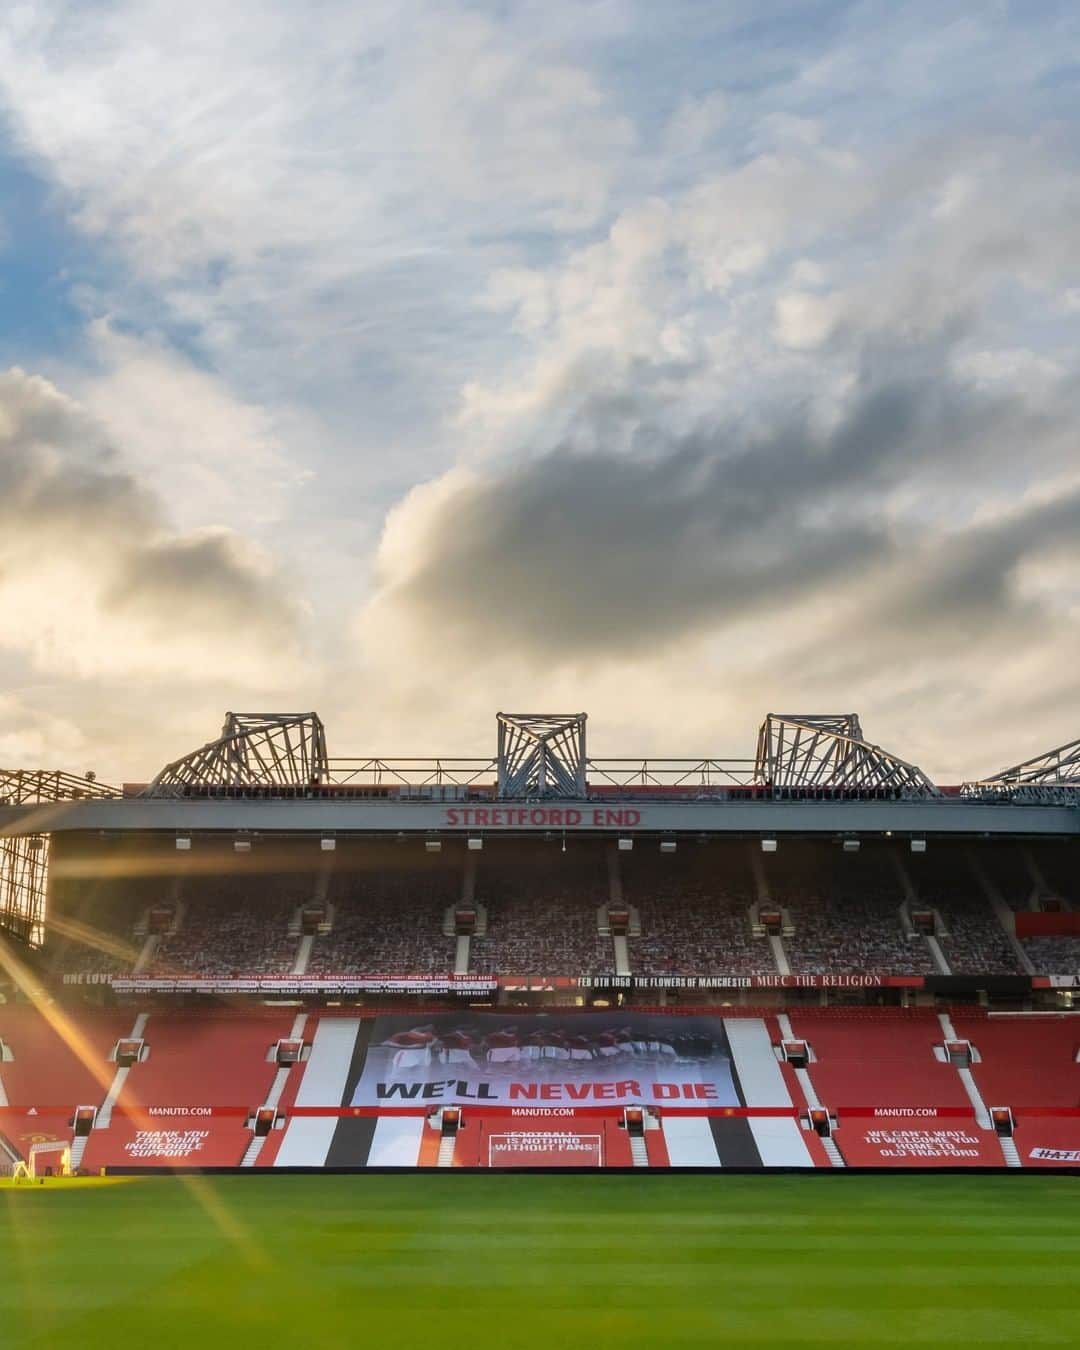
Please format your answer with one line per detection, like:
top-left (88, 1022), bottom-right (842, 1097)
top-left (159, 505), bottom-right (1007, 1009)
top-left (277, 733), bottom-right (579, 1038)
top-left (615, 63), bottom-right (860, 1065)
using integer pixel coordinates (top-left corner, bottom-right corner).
top-left (0, 0), bottom-right (1078, 784)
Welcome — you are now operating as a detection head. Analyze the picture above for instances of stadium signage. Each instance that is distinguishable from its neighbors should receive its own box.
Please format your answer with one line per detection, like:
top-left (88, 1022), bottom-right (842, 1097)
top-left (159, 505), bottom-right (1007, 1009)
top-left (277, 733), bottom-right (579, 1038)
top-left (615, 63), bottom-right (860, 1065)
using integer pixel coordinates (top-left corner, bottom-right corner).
top-left (1029, 1148), bottom-right (1080, 1162)
top-left (91, 973), bottom-right (924, 993)
top-left (107, 977), bottom-right (498, 995)
top-left (861, 1128), bottom-right (984, 1159)
top-left (443, 806), bottom-right (642, 828)
top-left (575, 974), bottom-right (919, 989)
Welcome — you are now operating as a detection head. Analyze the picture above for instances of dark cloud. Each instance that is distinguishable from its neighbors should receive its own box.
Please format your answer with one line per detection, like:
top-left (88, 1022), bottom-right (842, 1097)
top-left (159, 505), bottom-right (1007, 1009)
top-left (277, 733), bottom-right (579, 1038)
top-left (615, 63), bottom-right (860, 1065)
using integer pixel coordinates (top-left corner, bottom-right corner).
top-left (105, 530), bottom-right (298, 639)
top-left (377, 360), bottom-right (1070, 659)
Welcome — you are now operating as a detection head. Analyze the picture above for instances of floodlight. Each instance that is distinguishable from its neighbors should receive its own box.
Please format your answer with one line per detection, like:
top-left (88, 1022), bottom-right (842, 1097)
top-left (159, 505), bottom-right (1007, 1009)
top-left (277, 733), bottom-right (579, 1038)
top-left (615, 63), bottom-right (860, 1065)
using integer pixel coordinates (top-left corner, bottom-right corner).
top-left (617, 838), bottom-right (633, 851)
top-left (234, 838), bottom-right (252, 853)
top-left (659, 839), bottom-right (677, 853)
top-left (910, 839), bottom-right (927, 853)
top-left (175, 836), bottom-right (191, 851)
top-left (467, 837), bottom-right (483, 851)
top-left (320, 837), bottom-right (336, 851)
top-left (425, 839), bottom-right (442, 853)
top-left (842, 839), bottom-right (860, 853)
top-left (761, 838), bottom-right (778, 853)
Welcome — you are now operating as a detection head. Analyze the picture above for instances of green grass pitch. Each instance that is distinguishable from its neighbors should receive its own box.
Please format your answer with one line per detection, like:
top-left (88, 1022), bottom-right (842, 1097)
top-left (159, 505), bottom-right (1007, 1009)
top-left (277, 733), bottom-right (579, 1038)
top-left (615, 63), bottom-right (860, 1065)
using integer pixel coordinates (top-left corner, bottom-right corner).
top-left (2, 1174), bottom-right (1077, 1347)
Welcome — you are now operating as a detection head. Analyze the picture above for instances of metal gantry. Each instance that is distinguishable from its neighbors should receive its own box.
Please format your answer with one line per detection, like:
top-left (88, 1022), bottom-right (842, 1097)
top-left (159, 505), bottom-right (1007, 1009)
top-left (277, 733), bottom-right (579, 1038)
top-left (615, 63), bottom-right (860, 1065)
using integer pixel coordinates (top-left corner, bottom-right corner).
top-left (0, 833), bottom-right (49, 946)
top-left (143, 712), bottom-right (329, 797)
top-left (964, 735), bottom-right (1080, 805)
top-left (586, 758), bottom-right (756, 789)
top-left (0, 769), bottom-right (118, 805)
top-left (754, 713), bottom-right (940, 798)
top-left (496, 712), bottom-right (587, 799)
top-left (0, 768), bottom-right (114, 947)
top-left (7, 708), bottom-right (1080, 819)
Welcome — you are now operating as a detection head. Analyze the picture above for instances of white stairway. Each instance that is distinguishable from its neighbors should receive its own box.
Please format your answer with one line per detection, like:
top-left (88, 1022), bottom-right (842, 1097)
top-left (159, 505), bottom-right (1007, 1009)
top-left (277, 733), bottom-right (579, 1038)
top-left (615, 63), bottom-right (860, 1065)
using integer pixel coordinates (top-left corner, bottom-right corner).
top-left (777, 1013), bottom-right (843, 1168)
top-left (926, 936), bottom-right (951, 974)
top-left (613, 935), bottom-right (631, 977)
top-left (769, 934), bottom-right (790, 975)
top-left (436, 1135), bottom-right (457, 1167)
top-left (820, 1137), bottom-right (845, 1167)
top-left (69, 1136), bottom-right (89, 1170)
top-left (629, 1134), bottom-right (649, 1167)
top-left (454, 934), bottom-right (471, 976)
top-left (291, 935), bottom-right (314, 976)
top-left (966, 850), bottom-right (1034, 975)
top-left (937, 1013), bottom-right (991, 1130)
top-left (242, 1013), bottom-right (309, 1168)
top-left (131, 933), bottom-right (159, 976)
top-left (240, 1136), bottom-right (264, 1167)
top-left (95, 1012), bottom-right (150, 1129)
top-left (998, 1137), bottom-right (1022, 1167)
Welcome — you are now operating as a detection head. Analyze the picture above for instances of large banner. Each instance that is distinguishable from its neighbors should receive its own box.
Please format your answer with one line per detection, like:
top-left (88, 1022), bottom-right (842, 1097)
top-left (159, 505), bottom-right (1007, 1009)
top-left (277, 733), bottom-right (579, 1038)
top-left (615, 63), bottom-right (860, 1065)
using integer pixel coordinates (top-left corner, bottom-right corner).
top-left (101, 976), bottom-right (497, 996)
top-left (350, 1011), bottom-right (740, 1109)
top-left (87, 972), bottom-right (926, 993)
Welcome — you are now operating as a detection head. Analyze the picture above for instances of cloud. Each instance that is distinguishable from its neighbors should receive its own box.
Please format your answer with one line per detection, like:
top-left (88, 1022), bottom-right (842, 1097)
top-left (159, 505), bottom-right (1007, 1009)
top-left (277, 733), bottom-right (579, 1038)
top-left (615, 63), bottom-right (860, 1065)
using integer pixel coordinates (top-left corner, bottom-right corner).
top-left (0, 366), bottom-right (302, 682)
top-left (362, 350), bottom-right (1075, 656)
top-left (1, 1), bottom-right (1079, 783)
top-left (74, 322), bottom-right (307, 534)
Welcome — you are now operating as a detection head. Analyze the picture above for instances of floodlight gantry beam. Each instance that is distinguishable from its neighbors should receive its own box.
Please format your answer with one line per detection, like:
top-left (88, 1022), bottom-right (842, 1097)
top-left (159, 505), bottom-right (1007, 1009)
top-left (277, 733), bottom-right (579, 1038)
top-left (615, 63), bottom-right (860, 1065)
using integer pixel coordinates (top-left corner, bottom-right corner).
top-left (964, 734), bottom-right (1080, 804)
top-left (754, 713), bottom-right (939, 798)
top-left (497, 712), bottom-right (587, 799)
top-left (143, 712), bottom-right (329, 797)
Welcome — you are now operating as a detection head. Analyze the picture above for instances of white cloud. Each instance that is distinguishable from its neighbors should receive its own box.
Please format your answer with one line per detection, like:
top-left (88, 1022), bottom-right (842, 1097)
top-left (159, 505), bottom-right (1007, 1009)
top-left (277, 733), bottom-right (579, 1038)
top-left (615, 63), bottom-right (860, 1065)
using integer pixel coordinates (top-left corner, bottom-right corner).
top-left (75, 322), bottom-right (307, 534)
top-left (0, 1), bottom-right (1079, 781)
top-left (0, 366), bottom-right (303, 685)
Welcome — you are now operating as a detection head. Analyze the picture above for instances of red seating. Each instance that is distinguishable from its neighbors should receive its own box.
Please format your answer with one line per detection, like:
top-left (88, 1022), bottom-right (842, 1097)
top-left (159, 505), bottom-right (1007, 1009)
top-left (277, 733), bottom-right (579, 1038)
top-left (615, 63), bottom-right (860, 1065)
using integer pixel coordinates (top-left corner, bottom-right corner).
top-left (0, 1008), bottom-right (130, 1165)
top-left (789, 1014), bottom-right (970, 1110)
top-left (80, 1012), bottom-right (294, 1169)
top-left (954, 1015), bottom-right (1079, 1109)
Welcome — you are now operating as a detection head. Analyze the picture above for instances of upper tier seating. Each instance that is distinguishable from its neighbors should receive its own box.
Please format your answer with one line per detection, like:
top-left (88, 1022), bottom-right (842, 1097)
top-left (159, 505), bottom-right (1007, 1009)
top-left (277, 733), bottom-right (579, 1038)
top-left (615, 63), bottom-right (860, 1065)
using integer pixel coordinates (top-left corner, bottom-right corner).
top-left (471, 845), bottom-right (613, 975)
top-left (906, 849), bottom-right (1022, 974)
top-left (152, 889), bottom-right (299, 977)
top-left (621, 847), bottom-right (770, 975)
top-left (307, 853), bottom-right (459, 975)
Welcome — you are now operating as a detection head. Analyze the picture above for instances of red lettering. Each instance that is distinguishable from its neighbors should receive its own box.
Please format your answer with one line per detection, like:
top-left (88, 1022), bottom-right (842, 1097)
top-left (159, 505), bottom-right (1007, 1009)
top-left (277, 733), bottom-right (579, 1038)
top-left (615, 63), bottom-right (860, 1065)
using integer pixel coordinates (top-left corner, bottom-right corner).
top-left (652, 1083), bottom-right (680, 1100)
top-left (509, 1083), bottom-right (537, 1099)
top-left (566, 809), bottom-right (582, 826)
top-left (446, 808), bottom-right (459, 826)
top-left (694, 1083), bottom-right (717, 1099)
top-left (623, 809), bottom-right (640, 826)
top-left (548, 809), bottom-right (563, 826)
top-left (540, 1084), bottom-right (562, 1100)
top-left (594, 1083), bottom-right (615, 1099)
top-left (529, 809), bottom-right (546, 826)
top-left (475, 808), bottom-right (489, 826)
top-left (566, 1084), bottom-right (592, 1100)
top-left (616, 1080), bottom-right (642, 1098)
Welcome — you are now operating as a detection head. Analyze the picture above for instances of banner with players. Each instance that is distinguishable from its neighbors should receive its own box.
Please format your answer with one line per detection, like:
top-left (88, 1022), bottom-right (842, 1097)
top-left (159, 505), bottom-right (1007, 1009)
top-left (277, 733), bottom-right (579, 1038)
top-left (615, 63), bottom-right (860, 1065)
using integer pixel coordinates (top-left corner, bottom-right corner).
top-left (349, 1010), bottom-right (740, 1109)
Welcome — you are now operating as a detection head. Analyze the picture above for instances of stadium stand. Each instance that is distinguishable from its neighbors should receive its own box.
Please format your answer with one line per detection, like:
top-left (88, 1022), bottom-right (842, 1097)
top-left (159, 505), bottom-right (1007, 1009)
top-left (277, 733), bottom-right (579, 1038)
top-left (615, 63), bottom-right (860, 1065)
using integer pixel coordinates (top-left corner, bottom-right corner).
top-left (151, 891), bottom-right (300, 977)
top-left (80, 1011), bottom-right (297, 1168)
top-left (306, 844), bottom-right (460, 975)
top-left (762, 844), bottom-right (935, 975)
top-left (0, 1003), bottom-right (1075, 1170)
top-left (470, 842), bottom-right (613, 976)
top-left (904, 846), bottom-right (1022, 974)
top-left (620, 845), bottom-right (771, 975)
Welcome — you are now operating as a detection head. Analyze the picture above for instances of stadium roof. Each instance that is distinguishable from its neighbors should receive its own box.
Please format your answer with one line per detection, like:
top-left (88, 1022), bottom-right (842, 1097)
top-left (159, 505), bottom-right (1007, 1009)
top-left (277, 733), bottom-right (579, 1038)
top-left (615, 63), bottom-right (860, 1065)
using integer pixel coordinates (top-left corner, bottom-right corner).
top-left (2, 707), bottom-right (1079, 807)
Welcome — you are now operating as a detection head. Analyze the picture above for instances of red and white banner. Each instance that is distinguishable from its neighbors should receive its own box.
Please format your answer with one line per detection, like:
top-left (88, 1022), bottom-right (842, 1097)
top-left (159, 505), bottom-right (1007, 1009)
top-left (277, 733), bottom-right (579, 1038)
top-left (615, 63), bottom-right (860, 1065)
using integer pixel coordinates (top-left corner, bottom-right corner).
top-left (67, 972), bottom-right (926, 993)
top-left (98, 976), bottom-right (498, 995)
